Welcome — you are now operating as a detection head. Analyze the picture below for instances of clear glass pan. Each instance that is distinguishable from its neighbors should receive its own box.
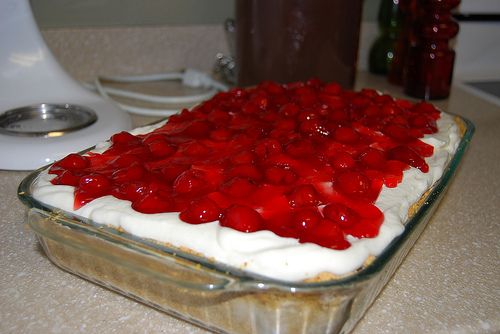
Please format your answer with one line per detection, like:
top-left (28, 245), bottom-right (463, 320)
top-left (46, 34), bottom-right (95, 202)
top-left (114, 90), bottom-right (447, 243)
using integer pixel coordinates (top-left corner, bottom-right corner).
top-left (18, 115), bottom-right (474, 334)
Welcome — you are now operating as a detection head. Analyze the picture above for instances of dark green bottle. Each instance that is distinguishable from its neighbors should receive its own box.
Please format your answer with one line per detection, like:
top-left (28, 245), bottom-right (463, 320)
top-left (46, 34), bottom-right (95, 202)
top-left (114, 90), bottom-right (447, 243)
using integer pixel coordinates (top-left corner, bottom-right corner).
top-left (369, 0), bottom-right (402, 75)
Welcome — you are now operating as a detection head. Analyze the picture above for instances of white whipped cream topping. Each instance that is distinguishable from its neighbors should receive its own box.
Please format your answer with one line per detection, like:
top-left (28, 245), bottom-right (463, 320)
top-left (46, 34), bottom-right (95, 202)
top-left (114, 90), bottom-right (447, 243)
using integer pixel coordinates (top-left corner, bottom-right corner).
top-left (32, 113), bottom-right (460, 282)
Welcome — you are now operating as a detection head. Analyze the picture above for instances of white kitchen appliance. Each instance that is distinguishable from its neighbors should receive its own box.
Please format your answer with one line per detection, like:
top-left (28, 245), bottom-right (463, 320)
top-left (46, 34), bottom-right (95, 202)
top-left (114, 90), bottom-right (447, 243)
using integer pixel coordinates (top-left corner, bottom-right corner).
top-left (0, 0), bottom-right (132, 170)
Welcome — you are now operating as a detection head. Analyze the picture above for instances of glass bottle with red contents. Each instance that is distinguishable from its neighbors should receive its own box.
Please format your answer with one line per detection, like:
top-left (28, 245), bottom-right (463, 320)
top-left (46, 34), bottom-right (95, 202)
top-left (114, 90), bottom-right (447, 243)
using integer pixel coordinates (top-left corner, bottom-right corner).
top-left (388, 0), bottom-right (417, 85)
top-left (403, 0), bottom-right (460, 100)
top-left (369, 0), bottom-right (403, 75)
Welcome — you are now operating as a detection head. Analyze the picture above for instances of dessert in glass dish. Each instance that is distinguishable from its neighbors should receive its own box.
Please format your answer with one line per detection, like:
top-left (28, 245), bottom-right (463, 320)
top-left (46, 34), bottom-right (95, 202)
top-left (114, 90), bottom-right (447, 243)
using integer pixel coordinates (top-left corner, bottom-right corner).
top-left (19, 79), bottom-right (473, 334)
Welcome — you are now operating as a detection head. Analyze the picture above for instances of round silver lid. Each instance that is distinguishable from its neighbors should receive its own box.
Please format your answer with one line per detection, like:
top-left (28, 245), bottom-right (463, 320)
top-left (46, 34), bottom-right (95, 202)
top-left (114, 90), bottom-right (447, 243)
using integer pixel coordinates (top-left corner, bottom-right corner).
top-left (0, 103), bottom-right (97, 137)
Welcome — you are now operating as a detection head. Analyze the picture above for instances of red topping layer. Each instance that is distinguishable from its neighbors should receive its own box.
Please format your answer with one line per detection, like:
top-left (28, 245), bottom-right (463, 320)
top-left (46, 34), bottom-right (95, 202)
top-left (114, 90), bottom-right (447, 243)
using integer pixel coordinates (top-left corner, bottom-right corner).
top-left (49, 80), bottom-right (440, 250)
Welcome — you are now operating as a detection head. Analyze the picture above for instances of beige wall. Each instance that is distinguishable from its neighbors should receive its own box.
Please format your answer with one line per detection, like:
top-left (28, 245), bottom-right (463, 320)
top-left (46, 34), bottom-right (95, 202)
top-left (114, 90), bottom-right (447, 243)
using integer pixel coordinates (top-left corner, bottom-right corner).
top-left (31, 0), bottom-right (381, 28)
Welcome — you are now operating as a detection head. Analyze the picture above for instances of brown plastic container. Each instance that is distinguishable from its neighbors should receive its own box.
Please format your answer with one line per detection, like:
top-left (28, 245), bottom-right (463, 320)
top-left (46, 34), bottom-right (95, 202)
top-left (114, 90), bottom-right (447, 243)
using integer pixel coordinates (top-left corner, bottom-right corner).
top-left (235, 0), bottom-right (363, 88)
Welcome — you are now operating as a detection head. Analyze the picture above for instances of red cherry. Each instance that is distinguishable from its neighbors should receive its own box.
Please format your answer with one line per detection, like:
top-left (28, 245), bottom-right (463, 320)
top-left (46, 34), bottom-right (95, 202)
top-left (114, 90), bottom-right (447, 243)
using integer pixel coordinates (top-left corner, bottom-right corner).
top-left (167, 110), bottom-right (190, 123)
top-left (47, 165), bottom-right (66, 176)
top-left (179, 141), bottom-right (211, 157)
top-left (305, 77), bottom-right (323, 88)
top-left (294, 86), bottom-right (317, 106)
top-left (272, 92), bottom-right (290, 107)
top-left (111, 131), bottom-right (140, 146)
top-left (78, 174), bottom-right (111, 197)
top-left (146, 140), bottom-right (177, 158)
top-left (266, 153), bottom-right (299, 171)
top-left (264, 166), bottom-right (298, 185)
top-left (322, 203), bottom-right (359, 228)
top-left (241, 101), bottom-right (260, 114)
top-left (394, 98), bottom-right (413, 109)
top-left (274, 118), bottom-right (297, 131)
top-left (74, 189), bottom-right (95, 209)
top-left (259, 110), bottom-right (281, 124)
top-left (330, 151), bottom-right (356, 170)
top-left (298, 109), bottom-right (320, 122)
top-left (380, 103), bottom-right (402, 117)
top-left (51, 170), bottom-right (80, 186)
top-left (373, 94), bottom-right (394, 105)
top-left (207, 108), bottom-right (231, 123)
top-left (111, 181), bottom-right (148, 201)
top-left (291, 208), bottom-right (321, 230)
top-left (320, 95), bottom-right (346, 110)
top-left (323, 82), bottom-right (342, 95)
top-left (179, 197), bottom-right (221, 224)
top-left (408, 139), bottom-right (434, 157)
top-left (147, 180), bottom-right (172, 198)
top-left (300, 119), bottom-right (330, 137)
top-left (382, 124), bottom-right (412, 142)
top-left (250, 92), bottom-right (270, 110)
top-left (220, 177), bottom-right (256, 197)
top-left (287, 184), bottom-right (321, 208)
top-left (334, 127), bottom-right (359, 144)
top-left (161, 164), bottom-right (190, 184)
top-left (343, 203), bottom-right (383, 238)
top-left (362, 105), bottom-right (380, 118)
top-left (285, 139), bottom-right (314, 158)
top-left (173, 169), bottom-right (208, 195)
top-left (388, 145), bottom-right (429, 173)
top-left (351, 96), bottom-right (371, 108)
top-left (122, 146), bottom-right (150, 160)
top-left (111, 163), bottom-right (145, 183)
top-left (279, 103), bottom-right (300, 117)
top-left (383, 160), bottom-right (406, 187)
top-left (336, 171), bottom-right (371, 198)
top-left (141, 133), bottom-right (167, 144)
top-left (358, 148), bottom-right (386, 169)
top-left (210, 128), bottom-right (233, 141)
top-left (413, 102), bottom-right (440, 119)
top-left (244, 124), bottom-right (269, 140)
top-left (409, 115), bottom-right (438, 134)
top-left (259, 81), bottom-right (285, 95)
top-left (227, 164), bottom-right (263, 181)
top-left (230, 151), bottom-right (257, 165)
top-left (360, 88), bottom-right (379, 99)
top-left (300, 219), bottom-right (350, 250)
top-left (220, 205), bottom-right (263, 232)
top-left (51, 153), bottom-right (89, 172)
top-left (132, 193), bottom-right (174, 214)
top-left (178, 120), bottom-right (212, 138)
top-left (390, 115), bottom-right (409, 127)
top-left (254, 139), bottom-right (283, 159)
top-left (328, 108), bottom-right (349, 122)
top-left (110, 154), bottom-right (142, 168)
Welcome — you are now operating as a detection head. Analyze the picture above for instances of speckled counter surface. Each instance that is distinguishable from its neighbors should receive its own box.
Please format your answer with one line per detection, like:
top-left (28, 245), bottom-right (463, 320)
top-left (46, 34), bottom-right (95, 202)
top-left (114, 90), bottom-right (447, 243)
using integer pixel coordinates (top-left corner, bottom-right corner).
top-left (1, 27), bottom-right (499, 333)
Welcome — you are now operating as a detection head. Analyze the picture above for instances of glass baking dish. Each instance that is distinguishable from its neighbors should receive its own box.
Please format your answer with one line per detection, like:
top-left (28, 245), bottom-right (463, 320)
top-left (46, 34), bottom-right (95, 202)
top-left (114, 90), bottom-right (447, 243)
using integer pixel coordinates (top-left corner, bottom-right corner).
top-left (18, 115), bottom-right (474, 334)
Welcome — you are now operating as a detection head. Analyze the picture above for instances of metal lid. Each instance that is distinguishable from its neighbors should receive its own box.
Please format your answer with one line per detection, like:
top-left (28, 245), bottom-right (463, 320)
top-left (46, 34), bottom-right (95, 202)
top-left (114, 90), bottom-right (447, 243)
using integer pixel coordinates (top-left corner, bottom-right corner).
top-left (0, 103), bottom-right (97, 137)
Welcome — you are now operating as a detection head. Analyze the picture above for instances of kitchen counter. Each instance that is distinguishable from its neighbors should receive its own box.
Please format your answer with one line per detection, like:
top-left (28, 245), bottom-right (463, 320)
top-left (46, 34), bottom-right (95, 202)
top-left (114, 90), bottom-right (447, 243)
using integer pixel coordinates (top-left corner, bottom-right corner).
top-left (1, 72), bottom-right (499, 333)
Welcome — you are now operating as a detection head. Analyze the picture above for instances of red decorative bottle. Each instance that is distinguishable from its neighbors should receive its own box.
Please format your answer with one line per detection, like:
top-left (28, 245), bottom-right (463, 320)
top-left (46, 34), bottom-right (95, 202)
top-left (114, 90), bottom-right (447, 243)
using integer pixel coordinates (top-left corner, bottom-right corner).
top-left (403, 0), bottom-right (460, 100)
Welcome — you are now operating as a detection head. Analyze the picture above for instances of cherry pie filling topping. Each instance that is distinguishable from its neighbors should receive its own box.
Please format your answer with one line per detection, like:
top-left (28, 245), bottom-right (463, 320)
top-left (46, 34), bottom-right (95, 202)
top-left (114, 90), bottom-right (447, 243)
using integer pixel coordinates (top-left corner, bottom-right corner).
top-left (49, 80), bottom-right (439, 250)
